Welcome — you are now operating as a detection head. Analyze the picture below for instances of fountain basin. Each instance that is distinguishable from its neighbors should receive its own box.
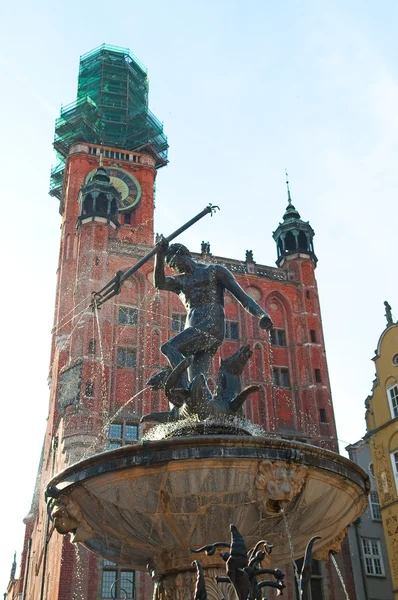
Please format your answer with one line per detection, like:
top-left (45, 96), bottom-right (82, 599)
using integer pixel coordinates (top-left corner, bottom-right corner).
top-left (46, 435), bottom-right (369, 575)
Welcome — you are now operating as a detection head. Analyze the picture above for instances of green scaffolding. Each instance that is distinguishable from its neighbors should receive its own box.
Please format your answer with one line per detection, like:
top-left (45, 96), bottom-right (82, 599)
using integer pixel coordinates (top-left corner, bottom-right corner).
top-left (50, 44), bottom-right (168, 201)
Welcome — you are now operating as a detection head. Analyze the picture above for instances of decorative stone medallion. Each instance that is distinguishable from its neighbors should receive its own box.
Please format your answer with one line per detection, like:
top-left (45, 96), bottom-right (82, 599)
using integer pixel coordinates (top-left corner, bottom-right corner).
top-left (255, 460), bottom-right (308, 514)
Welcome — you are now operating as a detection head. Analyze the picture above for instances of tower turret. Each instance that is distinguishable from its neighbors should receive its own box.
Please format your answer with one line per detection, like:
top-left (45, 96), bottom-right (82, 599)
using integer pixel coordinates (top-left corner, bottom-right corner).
top-left (78, 162), bottom-right (121, 228)
top-left (273, 174), bottom-right (317, 267)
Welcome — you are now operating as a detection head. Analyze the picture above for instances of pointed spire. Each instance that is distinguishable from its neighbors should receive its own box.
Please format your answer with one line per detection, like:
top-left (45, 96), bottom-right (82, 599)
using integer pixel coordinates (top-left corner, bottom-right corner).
top-left (285, 169), bottom-right (292, 205)
top-left (10, 551), bottom-right (16, 580)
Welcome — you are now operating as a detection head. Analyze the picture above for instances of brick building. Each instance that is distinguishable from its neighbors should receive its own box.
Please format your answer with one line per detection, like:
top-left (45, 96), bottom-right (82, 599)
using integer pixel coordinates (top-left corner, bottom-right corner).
top-left (8, 44), bottom-right (357, 600)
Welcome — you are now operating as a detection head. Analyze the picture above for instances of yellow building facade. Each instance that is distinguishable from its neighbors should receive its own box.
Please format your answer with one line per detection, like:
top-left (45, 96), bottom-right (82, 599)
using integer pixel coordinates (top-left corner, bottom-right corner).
top-left (366, 305), bottom-right (398, 598)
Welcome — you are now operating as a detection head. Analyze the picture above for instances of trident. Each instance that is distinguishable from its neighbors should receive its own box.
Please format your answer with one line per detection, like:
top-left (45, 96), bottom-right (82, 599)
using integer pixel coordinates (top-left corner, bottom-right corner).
top-left (91, 203), bottom-right (219, 308)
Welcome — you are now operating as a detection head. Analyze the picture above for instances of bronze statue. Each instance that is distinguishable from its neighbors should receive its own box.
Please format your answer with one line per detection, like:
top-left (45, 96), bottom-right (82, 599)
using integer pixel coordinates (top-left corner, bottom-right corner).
top-left (149, 239), bottom-right (273, 392)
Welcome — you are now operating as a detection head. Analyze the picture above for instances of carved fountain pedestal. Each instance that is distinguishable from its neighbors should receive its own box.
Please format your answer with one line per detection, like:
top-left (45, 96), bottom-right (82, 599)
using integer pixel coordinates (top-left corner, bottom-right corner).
top-left (47, 433), bottom-right (369, 598)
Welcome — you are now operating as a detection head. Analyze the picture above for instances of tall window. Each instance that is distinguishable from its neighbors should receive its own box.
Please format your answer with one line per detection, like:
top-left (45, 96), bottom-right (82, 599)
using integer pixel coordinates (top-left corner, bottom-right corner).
top-left (88, 338), bottom-right (96, 355)
top-left (117, 348), bottom-right (137, 369)
top-left (272, 367), bottom-right (290, 388)
top-left (109, 422), bottom-right (139, 449)
top-left (102, 560), bottom-right (134, 599)
top-left (119, 306), bottom-right (138, 326)
top-left (270, 329), bottom-right (286, 346)
top-left (310, 329), bottom-right (317, 343)
top-left (85, 381), bottom-right (94, 397)
top-left (295, 559), bottom-right (323, 599)
top-left (391, 450), bottom-right (398, 490)
top-left (172, 313), bottom-right (185, 332)
top-left (369, 491), bottom-right (381, 520)
top-left (387, 383), bottom-right (398, 418)
top-left (361, 538), bottom-right (385, 576)
top-left (314, 369), bottom-right (322, 383)
top-left (225, 321), bottom-right (239, 340)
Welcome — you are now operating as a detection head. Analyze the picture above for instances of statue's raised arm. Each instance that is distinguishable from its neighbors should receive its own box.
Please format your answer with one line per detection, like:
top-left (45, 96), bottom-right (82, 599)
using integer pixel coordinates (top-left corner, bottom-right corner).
top-left (154, 237), bottom-right (182, 294)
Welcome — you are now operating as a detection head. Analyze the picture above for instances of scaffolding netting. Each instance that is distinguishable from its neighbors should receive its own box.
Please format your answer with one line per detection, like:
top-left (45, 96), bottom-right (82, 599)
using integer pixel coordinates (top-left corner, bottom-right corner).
top-left (50, 44), bottom-right (168, 201)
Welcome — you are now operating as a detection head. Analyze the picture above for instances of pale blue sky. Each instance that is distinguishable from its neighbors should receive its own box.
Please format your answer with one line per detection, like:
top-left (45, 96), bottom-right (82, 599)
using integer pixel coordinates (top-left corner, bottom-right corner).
top-left (1, 0), bottom-right (397, 592)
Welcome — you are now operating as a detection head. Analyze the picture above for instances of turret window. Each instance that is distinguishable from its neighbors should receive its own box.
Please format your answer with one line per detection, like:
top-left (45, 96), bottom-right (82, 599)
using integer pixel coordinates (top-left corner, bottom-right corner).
top-left (285, 231), bottom-right (296, 252)
top-left (310, 330), bottom-right (317, 343)
top-left (298, 231), bottom-right (309, 251)
top-left (96, 193), bottom-right (108, 215)
top-left (83, 194), bottom-right (93, 214)
top-left (319, 408), bottom-right (327, 423)
top-left (314, 369), bottom-right (322, 383)
top-left (387, 383), bottom-right (398, 418)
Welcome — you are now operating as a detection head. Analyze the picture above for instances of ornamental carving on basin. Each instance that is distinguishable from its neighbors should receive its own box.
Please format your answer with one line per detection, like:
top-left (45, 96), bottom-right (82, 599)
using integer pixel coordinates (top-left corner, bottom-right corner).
top-left (49, 494), bottom-right (93, 543)
top-left (255, 460), bottom-right (308, 514)
top-left (312, 526), bottom-right (349, 561)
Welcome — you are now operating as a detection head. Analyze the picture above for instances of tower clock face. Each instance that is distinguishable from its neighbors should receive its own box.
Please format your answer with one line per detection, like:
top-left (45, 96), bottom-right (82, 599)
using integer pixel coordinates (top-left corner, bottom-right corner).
top-left (85, 167), bottom-right (142, 212)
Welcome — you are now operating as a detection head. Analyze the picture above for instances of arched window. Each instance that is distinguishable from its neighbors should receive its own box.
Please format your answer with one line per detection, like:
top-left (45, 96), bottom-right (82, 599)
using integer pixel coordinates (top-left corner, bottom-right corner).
top-left (83, 194), bottom-right (93, 215)
top-left (96, 193), bottom-right (108, 215)
top-left (85, 381), bottom-right (94, 397)
top-left (298, 231), bottom-right (308, 251)
top-left (285, 231), bottom-right (296, 252)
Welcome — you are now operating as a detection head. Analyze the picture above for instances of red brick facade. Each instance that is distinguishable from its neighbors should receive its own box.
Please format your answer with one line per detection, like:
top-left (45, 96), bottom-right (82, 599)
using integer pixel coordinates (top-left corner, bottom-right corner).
top-left (12, 142), bottom-right (356, 600)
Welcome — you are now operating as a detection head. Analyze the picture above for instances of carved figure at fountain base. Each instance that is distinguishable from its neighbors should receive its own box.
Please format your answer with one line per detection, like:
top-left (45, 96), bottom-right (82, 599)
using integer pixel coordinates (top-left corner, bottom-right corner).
top-left (143, 345), bottom-right (261, 428)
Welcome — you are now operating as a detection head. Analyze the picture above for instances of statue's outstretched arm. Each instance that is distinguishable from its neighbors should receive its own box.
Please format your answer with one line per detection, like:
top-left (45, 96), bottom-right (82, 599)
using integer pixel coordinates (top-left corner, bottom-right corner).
top-left (217, 266), bottom-right (273, 330)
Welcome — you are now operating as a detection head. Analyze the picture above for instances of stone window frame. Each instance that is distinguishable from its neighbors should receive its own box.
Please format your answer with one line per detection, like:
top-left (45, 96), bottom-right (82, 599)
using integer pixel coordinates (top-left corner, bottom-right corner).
top-left (361, 538), bottom-right (385, 577)
top-left (118, 305), bottom-right (138, 326)
top-left (101, 559), bottom-right (135, 599)
top-left (116, 347), bottom-right (137, 369)
top-left (270, 328), bottom-right (287, 347)
top-left (88, 338), bottom-right (96, 355)
top-left (390, 450), bottom-right (398, 491)
top-left (294, 558), bottom-right (324, 599)
top-left (109, 421), bottom-right (139, 450)
top-left (272, 366), bottom-right (290, 388)
top-left (387, 382), bottom-right (398, 419)
top-left (369, 490), bottom-right (381, 521)
top-left (225, 320), bottom-right (239, 340)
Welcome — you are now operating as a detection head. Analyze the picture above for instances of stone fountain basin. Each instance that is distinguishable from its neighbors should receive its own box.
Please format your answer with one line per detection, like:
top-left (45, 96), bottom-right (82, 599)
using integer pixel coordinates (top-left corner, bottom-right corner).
top-left (47, 436), bottom-right (369, 574)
